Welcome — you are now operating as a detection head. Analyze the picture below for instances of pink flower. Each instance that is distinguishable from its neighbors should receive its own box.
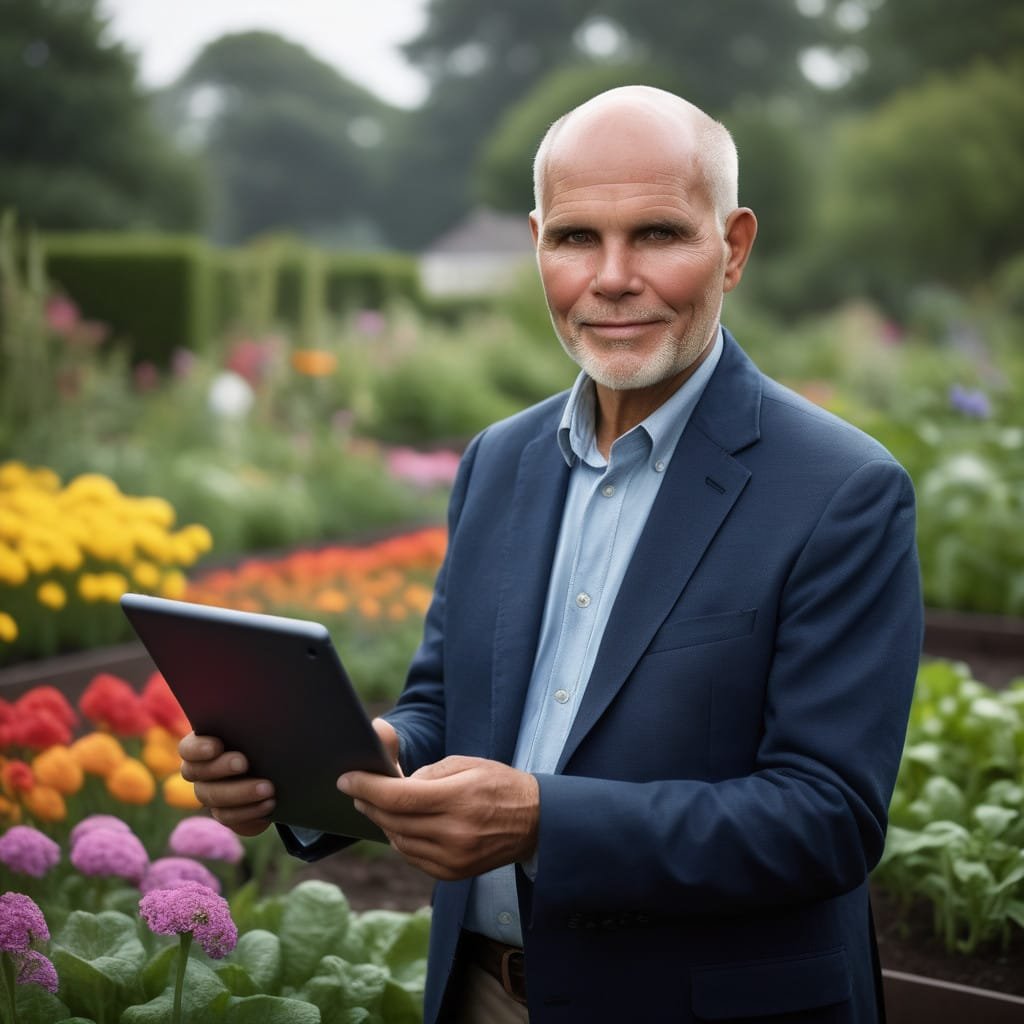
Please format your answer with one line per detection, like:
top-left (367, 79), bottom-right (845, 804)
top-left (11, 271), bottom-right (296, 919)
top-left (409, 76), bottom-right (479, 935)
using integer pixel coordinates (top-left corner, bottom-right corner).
top-left (168, 817), bottom-right (244, 864)
top-left (69, 813), bottom-right (133, 848)
top-left (0, 892), bottom-right (49, 952)
top-left (15, 949), bottom-right (58, 993)
top-left (70, 828), bottom-right (148, 885)
top-left (0, 825), bottom-right (60, 877)
top-left (141, 857), bottom-right (220, 895)
top-left (139, 881), bottom-right (237, 958)
top-left (46, 295), bottom-right (80, 334)
top-left (386, 446), bottom-right (461, 488)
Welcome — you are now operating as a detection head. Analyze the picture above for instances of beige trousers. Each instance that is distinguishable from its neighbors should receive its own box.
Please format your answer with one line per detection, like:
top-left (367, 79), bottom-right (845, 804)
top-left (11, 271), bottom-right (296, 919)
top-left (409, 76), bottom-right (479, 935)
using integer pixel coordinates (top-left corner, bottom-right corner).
top-left (448, 962), bottom-right (530, 1024)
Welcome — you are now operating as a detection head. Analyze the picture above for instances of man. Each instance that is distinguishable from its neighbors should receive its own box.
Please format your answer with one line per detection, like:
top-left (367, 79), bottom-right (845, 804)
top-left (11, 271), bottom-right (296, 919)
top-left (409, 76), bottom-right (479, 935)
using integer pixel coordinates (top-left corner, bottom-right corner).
top-left (181, 86), bottom-right (922, 1023)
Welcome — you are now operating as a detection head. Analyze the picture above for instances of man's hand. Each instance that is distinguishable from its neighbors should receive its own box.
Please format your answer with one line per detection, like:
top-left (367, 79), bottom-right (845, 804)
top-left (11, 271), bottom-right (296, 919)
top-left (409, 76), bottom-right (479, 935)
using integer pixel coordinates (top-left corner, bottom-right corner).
top-left (178, 732), bottom-right (275, 837)
top-left (338, 756), bottom-right (539, 881)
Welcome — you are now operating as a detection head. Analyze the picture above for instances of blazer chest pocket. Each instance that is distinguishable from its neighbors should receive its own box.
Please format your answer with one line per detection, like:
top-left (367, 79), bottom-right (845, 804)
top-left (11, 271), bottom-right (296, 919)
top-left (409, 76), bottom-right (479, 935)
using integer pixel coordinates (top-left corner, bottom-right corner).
top-left (646, 608), bottom-right (756, 655)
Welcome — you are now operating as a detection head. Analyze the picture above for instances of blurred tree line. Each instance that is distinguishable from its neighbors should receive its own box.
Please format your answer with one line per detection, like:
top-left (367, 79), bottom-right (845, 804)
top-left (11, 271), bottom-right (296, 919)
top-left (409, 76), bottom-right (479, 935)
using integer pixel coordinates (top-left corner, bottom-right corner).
top-left (2, 0), bottom-right (1023, 316)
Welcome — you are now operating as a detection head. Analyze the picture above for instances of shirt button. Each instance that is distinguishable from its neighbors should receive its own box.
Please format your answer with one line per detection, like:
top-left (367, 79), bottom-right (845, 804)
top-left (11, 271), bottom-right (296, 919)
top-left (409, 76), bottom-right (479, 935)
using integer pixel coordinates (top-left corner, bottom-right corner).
top-left (654, 460), bottom-right (666, 473)
top-left (498, 911), bottom-right (514, 925)
top-left (602, 484), bottom-right (615, 497)
top-left (575, 592), bottom-right (591, 608)
top-left (553, 689), bottom-right (570, 704)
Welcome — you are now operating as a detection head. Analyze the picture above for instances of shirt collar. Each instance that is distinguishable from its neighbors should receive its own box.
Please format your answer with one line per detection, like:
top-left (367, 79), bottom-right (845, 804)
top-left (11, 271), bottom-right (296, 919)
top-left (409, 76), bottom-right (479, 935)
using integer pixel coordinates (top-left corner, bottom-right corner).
top-left (557, 326), bottom-right (725, 469)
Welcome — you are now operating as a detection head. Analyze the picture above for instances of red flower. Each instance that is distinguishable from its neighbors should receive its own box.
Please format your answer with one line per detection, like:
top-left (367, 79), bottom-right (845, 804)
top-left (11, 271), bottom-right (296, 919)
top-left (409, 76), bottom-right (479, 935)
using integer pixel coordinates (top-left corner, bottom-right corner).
top-left (140, 673), bottom-right (190, 738)
top-left (9, 710), bottom-right (72, 751)
top-left (1, 759), bottom-right (34, 795)
top-left (15, 686), bottom-right (78, 730)
top-left (78, 673), bottom-right (153, 737)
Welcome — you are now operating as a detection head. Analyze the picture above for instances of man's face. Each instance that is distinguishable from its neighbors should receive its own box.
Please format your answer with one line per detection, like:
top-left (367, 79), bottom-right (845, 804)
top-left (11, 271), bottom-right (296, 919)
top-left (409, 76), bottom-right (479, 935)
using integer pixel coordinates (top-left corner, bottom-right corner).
top-left (530, 123), bottom-right (736, 395)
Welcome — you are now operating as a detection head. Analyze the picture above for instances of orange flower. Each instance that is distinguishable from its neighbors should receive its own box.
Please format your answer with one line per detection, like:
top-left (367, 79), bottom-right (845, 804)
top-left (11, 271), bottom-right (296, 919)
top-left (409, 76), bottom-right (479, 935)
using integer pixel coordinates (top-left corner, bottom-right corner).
top-left (0, 794), bottom-right (21, 825)
top-left (32, 745), bottom-right (84, 795)
top-left (79, 672), bottom-right (153, 736)
top-left (1, 758), bottom-right (34, 794)
top-left (70, 732), bottom-right (126, 777)
top-left (106, 757), bottom-right (155, 804)
top-left (163, 771), bottom-right (202, 810)
top-left (24, 784), bottom-right (66, 822)
top-left (290, 348), bottom-right (338, 377)
top-left (142, 728), bottom-right (181, 779)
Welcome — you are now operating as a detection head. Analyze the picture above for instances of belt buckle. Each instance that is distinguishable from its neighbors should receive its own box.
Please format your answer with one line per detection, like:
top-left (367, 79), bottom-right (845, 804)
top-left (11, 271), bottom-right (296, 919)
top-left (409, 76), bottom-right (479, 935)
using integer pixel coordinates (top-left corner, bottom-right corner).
top-left (499, 947), bottom-right (527, 1005)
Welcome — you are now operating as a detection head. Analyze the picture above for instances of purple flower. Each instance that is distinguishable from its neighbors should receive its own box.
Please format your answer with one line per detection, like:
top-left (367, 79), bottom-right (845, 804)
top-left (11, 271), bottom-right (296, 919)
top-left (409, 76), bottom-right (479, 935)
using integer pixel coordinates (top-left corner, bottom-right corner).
top-left (15, 949), bottom-right (59, 993)
top-left (168, 817), bottom-right (244, 865)
top-left (949, 384), bottom-right (991, 419)
top-left (0, 825), bottom-right (61, 878)
top-left (0, 892), bottom-right (49, 952)
top-left (141, 857), bottom-right (221, 895)
top-left (70, 828), bottom-right (148, 885)
top-left (139, 881), bottom-right (238, 959)
top-left (69, 814), bottom-right (133, 849)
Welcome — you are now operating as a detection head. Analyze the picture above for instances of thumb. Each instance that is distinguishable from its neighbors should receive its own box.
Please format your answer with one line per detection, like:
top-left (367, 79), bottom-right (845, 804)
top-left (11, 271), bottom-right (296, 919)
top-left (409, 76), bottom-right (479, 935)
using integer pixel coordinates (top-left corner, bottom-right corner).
top-left (410, 755), bottom-right (482, 781)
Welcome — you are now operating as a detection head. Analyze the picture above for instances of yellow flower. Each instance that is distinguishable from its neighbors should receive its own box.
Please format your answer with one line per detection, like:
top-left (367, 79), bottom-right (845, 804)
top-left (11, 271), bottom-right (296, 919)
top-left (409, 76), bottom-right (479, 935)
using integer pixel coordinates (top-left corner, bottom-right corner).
top-left (132, 496), bottom-right (176, 528)
top-left (180, 523), bottom-right (213, 557)
top-left (0, 461), bottom-right (31, 489)
top-left (106, 757), bottom-right (156, 804)
top-left (132, 560), bottom-right (161, 589)
top-left (159, 570), bottom-right (187, 599)
top-left (162, 771), bottom-right (202, 810)
top-left (37, 580), bottom-right (67, 610)
top-left (23, 785), bottom-right (66, 822)
top-left (32, 746), bottom-right (84, 795)
top-left (70, 732), bottom-right (126, 776)
top-left (63, 472), bottom-right (121, 502)
top-left (0, 612), bottom-right (17, 643)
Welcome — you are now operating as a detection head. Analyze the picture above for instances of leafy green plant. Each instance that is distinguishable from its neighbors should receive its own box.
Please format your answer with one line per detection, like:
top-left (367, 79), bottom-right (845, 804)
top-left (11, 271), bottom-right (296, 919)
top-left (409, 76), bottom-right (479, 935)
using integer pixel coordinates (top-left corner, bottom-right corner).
top-left (875, 661), bottom-right (1024, 953)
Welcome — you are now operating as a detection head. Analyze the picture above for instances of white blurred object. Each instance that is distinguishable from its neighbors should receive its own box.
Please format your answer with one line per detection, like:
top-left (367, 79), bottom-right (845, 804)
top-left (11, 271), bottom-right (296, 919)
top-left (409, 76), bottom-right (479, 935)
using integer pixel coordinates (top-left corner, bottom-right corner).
top-left (208, 371), bottom-right (254, 419)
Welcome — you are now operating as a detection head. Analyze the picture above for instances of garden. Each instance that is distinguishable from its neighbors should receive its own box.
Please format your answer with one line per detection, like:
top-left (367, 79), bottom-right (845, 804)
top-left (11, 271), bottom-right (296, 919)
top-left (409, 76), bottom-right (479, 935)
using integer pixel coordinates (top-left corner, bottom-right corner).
top-left (2, 218), bottom-right (1024, 1019)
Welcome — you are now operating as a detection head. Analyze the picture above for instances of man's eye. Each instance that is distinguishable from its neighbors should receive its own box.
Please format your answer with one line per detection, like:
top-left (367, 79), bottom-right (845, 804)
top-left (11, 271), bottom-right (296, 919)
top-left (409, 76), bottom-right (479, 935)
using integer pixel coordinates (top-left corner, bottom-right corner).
top-left (566, 231), bottom-right (591, 244)
top-left (647, 228), bottom-right (675, 241)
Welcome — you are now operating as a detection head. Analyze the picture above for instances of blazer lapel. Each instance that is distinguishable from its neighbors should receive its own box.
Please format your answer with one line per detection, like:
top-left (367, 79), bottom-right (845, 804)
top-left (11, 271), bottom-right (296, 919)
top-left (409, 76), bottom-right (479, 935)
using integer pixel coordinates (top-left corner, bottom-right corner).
top-left (557, 333), bottom-right (762, 770)
top-left (490, 430), bottom-right (570, 763)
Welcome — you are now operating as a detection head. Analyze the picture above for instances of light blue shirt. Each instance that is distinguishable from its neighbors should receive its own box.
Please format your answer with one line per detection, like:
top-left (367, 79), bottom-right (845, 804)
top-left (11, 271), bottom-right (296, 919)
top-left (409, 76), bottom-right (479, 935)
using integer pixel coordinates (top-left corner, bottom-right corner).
top-left (464, 329), bottom-right (724, 945)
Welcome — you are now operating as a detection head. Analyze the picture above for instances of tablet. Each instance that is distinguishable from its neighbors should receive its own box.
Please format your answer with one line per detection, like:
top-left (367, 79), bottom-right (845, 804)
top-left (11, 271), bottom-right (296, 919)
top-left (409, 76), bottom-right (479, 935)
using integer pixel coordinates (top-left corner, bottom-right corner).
top-left (120, 592), bottom-right (398, 843)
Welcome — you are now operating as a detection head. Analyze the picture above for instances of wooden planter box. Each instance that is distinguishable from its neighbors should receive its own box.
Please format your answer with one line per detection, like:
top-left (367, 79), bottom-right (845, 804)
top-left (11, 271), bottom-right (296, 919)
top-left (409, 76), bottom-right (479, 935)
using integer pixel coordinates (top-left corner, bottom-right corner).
top-left (884, 969), bottom-right (1024, 1022)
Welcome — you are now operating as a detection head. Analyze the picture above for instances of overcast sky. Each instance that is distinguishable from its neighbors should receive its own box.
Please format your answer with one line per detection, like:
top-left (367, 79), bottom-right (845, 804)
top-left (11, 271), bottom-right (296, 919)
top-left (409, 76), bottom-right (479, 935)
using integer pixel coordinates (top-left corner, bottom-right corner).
top-left (98, 0), bottom-right (431, 107)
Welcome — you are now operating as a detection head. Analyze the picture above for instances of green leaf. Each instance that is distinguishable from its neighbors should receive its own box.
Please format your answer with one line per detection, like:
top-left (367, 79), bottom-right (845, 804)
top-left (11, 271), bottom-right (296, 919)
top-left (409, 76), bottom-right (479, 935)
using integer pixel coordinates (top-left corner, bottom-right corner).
top-left (920, 776), bottom-right (966, 821)
top-left (380, 976), bottom-right (425, 1024)
top-left (51, 911), bottom-right (147, 1022)
top-left (121, 958), bottom-right (231, 1024)
top-left (224, 993), bottom-right (322, 1023)
top-left (278, 882), bottom-right (352, 988)
top-left (346, 909), bottom-right (430, 986)
top-left (298, 955), bottom-right (389, 1022)
top-left (951, 858), bottom-right (995, 888)
top-left (972, 803), bottom-right (1019, 839)
top-left (140, 944), bottom-right (179, 1000)
top-left (216, 963), bottom-right (258, 997)
top-left (13, 984), bottom-right (71, 1024)
top-left (231, 929), bottom-right (282, 994)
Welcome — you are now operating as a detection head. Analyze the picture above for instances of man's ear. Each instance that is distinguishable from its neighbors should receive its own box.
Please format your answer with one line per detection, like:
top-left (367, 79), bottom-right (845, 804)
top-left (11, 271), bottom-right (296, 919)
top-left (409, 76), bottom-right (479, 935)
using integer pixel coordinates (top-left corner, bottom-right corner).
top-left (529, 210), bottom-right (541, 248)
top-left (722, 208), bottom-right (757, 293)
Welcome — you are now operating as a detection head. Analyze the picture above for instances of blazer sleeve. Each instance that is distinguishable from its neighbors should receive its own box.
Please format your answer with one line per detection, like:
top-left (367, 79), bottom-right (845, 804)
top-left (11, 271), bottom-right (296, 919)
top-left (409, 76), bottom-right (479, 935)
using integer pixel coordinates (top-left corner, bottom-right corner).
top-left (529, 457), bottom-right (922, 924)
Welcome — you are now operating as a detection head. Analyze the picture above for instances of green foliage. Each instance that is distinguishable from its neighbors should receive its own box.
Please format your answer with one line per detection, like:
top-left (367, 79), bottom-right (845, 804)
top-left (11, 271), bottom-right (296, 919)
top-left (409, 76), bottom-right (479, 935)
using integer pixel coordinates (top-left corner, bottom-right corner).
top-left (42, 233), bottom-right (215, 367)
top-left (475, 61), bottom-right (685, 214)
top-left (0, 0), bottom-right (204, 231)
top-left (165, 31), bottom-right (400, 247)
top-left (821, 60), bottom-right (1024, 307)
top-left (875, 661), bottom-right (1024, 954)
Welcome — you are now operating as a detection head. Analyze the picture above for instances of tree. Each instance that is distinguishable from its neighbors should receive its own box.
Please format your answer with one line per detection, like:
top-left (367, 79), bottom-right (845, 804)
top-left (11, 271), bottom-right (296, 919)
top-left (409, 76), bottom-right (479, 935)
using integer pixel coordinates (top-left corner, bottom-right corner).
top-left (0, 0), bottom-right (203, 230)
top-left (163, 32), bottom-right (405, 245)
top-left (821, 60), bottom-right (1024, 306)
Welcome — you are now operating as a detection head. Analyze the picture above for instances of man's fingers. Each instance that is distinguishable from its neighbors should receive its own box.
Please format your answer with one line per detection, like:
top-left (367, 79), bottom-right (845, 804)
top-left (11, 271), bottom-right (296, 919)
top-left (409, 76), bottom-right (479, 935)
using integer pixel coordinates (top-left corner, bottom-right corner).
top-left (178, 731), bottom-right (223, 762)
top-left (180, 750), bottom-right (250, 783)
top-left (193, 777), bottom-right (274, 810)
top-left (211, 806), bottom-right (274, 837)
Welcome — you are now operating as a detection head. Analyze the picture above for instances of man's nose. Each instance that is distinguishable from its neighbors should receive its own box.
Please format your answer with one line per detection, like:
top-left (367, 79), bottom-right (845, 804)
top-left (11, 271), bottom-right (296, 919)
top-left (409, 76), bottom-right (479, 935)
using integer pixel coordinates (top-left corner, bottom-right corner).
top-left (591, 244), bottom-right (642, 299)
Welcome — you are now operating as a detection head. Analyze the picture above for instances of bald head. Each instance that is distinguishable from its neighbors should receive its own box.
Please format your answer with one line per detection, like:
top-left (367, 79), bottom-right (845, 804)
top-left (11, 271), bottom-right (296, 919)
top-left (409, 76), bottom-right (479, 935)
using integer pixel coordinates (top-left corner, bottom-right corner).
top-left (532, 86), bottom-right (739, 229)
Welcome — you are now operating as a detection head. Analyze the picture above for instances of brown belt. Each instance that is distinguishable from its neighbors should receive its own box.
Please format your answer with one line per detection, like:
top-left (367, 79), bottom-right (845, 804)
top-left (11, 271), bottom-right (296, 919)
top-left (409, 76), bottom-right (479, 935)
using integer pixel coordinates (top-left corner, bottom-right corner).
top-left (460, 930), bottom-right (527, 1005)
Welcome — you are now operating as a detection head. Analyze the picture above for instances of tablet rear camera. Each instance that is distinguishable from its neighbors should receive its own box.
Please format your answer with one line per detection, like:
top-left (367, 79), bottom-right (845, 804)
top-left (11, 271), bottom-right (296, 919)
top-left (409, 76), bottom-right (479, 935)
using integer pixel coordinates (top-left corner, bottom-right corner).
top-left (307, 647), bottom-right (318, 659)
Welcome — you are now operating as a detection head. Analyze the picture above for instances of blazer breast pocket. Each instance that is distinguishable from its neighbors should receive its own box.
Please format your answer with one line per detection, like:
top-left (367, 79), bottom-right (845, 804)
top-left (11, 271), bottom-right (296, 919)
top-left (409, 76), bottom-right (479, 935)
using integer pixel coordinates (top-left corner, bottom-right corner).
top-left (645, 608), bottom-right (757, 655)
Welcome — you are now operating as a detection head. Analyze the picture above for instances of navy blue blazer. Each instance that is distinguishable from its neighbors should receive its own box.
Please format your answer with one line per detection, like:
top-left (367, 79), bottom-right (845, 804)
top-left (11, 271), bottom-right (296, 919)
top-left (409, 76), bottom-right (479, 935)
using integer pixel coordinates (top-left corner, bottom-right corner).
top-left (301, 330), bottom-right (922, 1022)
